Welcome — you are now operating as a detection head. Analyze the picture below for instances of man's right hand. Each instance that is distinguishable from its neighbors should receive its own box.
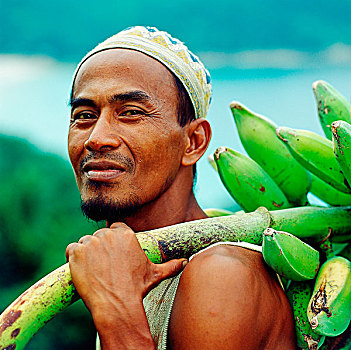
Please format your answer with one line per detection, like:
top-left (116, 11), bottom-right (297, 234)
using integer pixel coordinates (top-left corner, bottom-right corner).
top-left (65, 222), bottom-right (186, 350)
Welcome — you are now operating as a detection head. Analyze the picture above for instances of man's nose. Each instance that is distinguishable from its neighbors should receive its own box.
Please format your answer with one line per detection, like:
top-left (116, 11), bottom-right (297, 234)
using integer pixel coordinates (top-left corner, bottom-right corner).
top-left (84, 115), bottom-right (121, 152)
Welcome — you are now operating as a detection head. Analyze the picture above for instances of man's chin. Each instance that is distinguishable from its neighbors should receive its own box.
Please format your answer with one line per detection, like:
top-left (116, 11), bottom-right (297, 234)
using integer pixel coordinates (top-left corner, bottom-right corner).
top-left (80, 195), bottom-right (142, 223)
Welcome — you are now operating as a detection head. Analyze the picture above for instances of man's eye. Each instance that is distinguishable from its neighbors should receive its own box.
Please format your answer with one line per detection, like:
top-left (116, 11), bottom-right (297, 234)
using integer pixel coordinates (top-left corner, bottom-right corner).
top-left (120, 110), bottom-right (144, 117)
top-left (72, 112), bottom-right (96, 121)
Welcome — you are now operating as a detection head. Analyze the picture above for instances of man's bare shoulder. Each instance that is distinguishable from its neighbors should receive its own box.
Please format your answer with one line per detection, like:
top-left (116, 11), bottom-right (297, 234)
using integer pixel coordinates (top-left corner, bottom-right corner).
top-left (168, 244), bottom-right (296, 349)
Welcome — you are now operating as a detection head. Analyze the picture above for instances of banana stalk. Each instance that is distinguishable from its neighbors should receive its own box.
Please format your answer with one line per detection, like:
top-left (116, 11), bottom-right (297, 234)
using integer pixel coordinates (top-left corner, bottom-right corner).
top-left (1, 206), bottom-right (351, 349)
top-left (269, 206), bottom-right (351, 241)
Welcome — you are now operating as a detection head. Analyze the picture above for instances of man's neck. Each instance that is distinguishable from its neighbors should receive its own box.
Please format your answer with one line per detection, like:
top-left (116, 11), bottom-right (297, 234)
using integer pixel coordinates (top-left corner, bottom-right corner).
top-left (129, 194), bottom-right (206, 232)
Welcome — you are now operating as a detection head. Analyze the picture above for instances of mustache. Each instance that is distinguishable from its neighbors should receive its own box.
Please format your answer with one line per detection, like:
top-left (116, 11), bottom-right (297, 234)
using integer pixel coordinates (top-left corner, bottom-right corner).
top-left (79, 152), bottom-right (134, 174)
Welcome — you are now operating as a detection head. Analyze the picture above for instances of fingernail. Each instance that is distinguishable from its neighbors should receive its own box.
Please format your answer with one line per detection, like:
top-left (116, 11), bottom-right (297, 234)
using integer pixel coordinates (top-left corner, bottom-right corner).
top-left (182, 259), bottom-right (188, 268)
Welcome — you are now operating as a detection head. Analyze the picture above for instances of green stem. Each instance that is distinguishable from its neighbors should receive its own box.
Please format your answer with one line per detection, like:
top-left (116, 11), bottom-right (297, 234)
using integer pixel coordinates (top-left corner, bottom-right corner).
top-left (270, 206), bottom-right (351, 241)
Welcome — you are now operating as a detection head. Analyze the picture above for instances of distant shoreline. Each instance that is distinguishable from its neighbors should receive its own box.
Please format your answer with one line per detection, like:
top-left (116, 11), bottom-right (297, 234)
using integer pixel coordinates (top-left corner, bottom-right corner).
top-left (1, 43), bottom-right (351, 75)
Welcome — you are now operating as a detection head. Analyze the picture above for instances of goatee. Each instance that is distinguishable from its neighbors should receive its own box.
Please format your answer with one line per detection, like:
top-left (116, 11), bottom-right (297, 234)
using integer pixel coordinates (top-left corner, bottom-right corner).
top-left (81, 194), bottom-right (143, 223)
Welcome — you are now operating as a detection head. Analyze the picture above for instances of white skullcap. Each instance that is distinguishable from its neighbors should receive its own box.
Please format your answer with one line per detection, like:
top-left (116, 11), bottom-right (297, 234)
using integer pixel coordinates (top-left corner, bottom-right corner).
top-left (72, 26), bottom-right (212, 119)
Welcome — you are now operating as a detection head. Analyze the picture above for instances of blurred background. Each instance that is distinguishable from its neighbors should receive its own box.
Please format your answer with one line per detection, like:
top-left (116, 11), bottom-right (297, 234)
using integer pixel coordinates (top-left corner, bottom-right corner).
top-left (1, 0), bottom-right (351, 348)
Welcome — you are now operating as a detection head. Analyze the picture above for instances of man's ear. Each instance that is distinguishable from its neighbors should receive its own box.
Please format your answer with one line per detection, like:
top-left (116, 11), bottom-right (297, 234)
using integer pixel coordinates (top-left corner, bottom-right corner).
top-left (182, 118), bottom-right (212, 166)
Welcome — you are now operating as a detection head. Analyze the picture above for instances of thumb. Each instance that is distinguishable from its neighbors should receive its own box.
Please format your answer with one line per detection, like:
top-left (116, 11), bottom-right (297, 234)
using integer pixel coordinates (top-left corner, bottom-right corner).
top-left (151, 258), bottom-right (188, 286)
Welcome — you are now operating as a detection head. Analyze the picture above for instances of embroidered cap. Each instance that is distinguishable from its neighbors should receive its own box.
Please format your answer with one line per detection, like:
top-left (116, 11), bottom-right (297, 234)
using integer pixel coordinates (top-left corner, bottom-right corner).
top-left (72, 26), bottom-right (212, 119)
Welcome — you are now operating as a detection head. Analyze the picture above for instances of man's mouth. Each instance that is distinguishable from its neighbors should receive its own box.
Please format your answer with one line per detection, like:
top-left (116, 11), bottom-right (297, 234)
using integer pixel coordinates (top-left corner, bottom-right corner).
top-left (82, 160), bottom-right (126, 181)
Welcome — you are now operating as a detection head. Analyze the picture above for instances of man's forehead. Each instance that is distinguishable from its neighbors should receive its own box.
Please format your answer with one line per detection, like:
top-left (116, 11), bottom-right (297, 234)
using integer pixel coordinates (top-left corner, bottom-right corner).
top-left (77, 49), bottom-right (174, 79)
top-left (72, 49), bottom-right (177, 100)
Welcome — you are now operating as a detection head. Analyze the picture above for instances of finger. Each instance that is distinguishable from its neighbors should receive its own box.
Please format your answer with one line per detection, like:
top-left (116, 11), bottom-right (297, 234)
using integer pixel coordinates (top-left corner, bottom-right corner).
top-left (93, 228), bottom-right (109, 237)
top-left (65, 242), bottom-right (80, 262)
top-left (78, 235), bottom-right (93, 244)
top-left (109, 222), bottom-right (126, 229)
top-left (151, 259), bottom-right (188, 286)
top-left (109, 222), bottom-right (134, 235)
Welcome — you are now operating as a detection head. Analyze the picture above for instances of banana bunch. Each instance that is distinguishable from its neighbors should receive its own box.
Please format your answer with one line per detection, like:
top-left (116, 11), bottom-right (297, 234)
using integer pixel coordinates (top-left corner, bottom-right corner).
top-left (208, 80), bottom-right (351, 349)
top-left (209, 81), bottom-right (351, 212)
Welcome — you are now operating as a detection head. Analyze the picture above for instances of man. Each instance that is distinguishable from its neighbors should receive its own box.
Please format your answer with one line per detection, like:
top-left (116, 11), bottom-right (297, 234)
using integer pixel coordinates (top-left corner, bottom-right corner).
top-left (65, 26), bottom-right (295, 349)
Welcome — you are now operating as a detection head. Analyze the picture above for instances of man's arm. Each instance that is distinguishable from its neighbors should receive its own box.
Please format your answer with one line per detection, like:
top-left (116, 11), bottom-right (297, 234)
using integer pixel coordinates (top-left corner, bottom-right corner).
top-left (65, 222), bottom-right (187, 350)
top-left (168, 245), bottom-right (296, 349)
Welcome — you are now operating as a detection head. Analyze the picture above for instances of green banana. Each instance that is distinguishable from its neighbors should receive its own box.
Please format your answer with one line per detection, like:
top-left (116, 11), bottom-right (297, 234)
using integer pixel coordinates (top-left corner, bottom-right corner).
top-left (276, 126), bottom-right (351, 194)
top-left (286, 281), bottom-right (325, 349)
top-left (214, 146), bottom-right (291, 212)
top-left (338, 244), bottom-right (351, 260)
top-left (319, 323), bottom-right (351, 350)
top-left (312, 80), bottom-right (351, 140)
top-left (2, 206), bottom-right (351, 349)
top-left (262, 228), bottom-right (320, 281)
top-left (203, 208), bottom-right (237, 217)
top-left (310, 173), bottom-right (351, 206)
top-left (207, 153), bottom-right (218, 171)
top-left (230, 101), bottom-right (311, 206)
top-left (307, 256), bottom-right (351, 337)
top-left (330, 234), bottom-right (351, 244)
top-left (333, 243), bottom-right (350, 255)
top-left (332, 120), bottom-right (351, 186)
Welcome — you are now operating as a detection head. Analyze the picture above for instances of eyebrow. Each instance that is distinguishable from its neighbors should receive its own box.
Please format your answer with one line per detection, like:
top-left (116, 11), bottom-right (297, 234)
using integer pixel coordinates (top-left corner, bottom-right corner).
top-left (69, 97), bottom-right (97, 109)
top-left (108, 91), bottom-right (152, 104)
top-left (69, 91), bottom-right (153, 109)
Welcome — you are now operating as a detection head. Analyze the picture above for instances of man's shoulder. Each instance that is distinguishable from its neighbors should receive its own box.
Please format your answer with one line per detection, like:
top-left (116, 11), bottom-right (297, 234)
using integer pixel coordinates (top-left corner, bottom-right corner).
top-left (168, 244), bottom-right (296, 349)
top-left (179, 244), bottom-right (280, 308)
top-left (188, 243), bottom-right (263, 271)
top-left (182, 243), bottom-right (272, 290)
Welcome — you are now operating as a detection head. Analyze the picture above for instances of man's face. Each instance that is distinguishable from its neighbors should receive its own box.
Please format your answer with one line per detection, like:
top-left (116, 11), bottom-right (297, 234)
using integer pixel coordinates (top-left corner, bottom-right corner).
top-left (68, 49), bottom-right (189, 222)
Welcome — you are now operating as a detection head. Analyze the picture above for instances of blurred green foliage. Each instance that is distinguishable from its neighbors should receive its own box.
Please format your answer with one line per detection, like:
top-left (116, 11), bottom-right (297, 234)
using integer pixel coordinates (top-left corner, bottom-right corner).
top-left (2, 0), bottom-right (351, 61)
top-left (0, 135), bottom-right (99, 349)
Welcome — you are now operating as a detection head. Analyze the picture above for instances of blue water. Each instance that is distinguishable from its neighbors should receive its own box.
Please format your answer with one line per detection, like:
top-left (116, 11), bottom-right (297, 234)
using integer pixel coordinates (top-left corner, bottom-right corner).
top-left (1, 58), bottom-right (350, 210)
